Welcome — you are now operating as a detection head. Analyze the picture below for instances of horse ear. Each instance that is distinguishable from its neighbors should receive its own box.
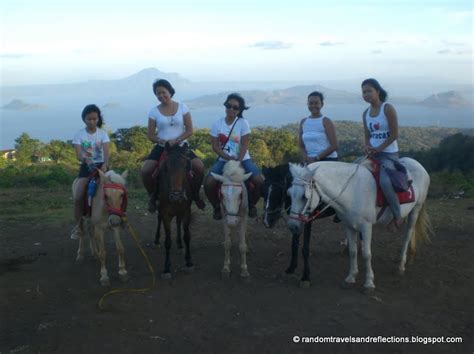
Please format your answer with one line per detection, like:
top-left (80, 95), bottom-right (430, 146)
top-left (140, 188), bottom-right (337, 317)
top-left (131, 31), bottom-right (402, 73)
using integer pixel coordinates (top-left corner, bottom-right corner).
top-left (121, 170), bottom-right (129, 179)
top-left (211, 172), bottom-right (225, 183)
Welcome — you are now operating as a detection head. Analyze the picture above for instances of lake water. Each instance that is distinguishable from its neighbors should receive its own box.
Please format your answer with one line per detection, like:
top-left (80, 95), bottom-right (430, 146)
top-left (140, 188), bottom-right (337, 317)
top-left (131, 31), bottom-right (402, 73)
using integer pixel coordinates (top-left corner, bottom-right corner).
top-left (1, 94), bottom-right (473, 149)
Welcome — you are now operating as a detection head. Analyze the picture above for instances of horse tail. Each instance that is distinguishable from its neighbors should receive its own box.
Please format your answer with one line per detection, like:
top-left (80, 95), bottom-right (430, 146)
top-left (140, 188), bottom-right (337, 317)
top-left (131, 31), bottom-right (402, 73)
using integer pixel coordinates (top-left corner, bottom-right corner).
top-left (410, 202), bottom-right (433, 255)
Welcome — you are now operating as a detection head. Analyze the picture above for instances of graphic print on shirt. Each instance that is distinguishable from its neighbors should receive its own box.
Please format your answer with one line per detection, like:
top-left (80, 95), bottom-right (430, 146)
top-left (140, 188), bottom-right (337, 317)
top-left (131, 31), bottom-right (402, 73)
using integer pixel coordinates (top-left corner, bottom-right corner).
top-left (219, 132), bottom-right (240, 157)
top-left (368, 121), bottom-right (390, 140)
top-left (81, 140), bottom-right (104, 163)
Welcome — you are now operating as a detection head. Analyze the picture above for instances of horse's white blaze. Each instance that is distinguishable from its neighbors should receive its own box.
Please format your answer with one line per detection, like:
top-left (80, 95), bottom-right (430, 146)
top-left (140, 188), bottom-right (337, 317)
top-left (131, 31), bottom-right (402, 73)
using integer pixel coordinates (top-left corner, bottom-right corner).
top-left (288, 159), bottom-right (431, 289)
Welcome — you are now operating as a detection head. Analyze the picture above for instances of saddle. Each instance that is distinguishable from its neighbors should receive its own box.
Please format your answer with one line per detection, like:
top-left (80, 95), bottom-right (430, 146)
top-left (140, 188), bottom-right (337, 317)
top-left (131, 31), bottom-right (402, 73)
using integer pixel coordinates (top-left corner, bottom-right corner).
top-left (371, 160), bottom-right (415, 207)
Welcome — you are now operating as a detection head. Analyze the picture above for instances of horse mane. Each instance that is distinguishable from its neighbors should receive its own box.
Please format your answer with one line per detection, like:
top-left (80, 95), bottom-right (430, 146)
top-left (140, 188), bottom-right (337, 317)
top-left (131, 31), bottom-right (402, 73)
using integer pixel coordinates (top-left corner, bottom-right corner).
top-left (289, 163), bottom-right (312, 181)
top-left (105, 170), bottom-right (126, 185)
top-left (223, 160), bottom-right (246, 182)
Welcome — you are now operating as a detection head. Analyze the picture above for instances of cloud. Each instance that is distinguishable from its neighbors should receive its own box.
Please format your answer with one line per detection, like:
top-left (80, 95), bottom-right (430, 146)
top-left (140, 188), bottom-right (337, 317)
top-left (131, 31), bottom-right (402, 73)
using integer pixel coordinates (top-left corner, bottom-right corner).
top-left (318, 41), bottom-right (344, 46)
top-left (0, 53), bottom-right (30, 58)
top-left (437, 49), bottom-right (451, 54)
top-left (249, 41), bottom-right (292, 50)
top-left (441, 40), bottom-right (468, 47)
top-left (372, 50), bottom-right (383, 54)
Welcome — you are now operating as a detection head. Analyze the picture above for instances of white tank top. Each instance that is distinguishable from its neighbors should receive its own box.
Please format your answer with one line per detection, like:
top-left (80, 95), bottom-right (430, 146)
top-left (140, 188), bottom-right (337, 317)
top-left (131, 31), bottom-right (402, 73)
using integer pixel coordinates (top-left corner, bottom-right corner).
top-left (301, 116), bottom-right (337, 158)
top-left (365, 102), bottom-right (398, 153)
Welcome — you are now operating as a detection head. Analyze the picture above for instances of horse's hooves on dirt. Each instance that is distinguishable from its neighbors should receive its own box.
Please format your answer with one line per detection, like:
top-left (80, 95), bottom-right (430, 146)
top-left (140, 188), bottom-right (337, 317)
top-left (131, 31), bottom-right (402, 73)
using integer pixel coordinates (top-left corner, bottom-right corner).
top-left (340, 281), bottom-right (356, 290)
top-left (100, 278), bottom-right (110, 287)
top-left (161, 272), bottom-right (172, 280)
top-left (221, 270), bottom-right (230, 279)
top-left (240, 271), bottom-right (250, 278)
top-left (119, 274), bottom-right (129, 282)
top-left (361, 286), bottom-right (376, 295)
top-left (299, 280), bottom-right (311, 288)
top-left (396, 268), bottom-right (406, 276)
top-left (75, 256), bottom-right (84, 264)
top-left (184, 265), bottom-right (194, 273)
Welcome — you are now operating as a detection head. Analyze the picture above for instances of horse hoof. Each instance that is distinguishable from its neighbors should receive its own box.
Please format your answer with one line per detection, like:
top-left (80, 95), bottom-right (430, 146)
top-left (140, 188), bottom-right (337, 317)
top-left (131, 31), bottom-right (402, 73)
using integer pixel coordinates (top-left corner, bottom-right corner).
top-left (397, 268), bottom-right (406, 276)
top-left (299, 280), bottom-right (311, 288)
top-left (240, 271), bottom-right (250, 278)
top-left (119, 273), bottom-right (129, 282)
top-left (161, 272), bottom-right (172, 280)
top-left (100, 278), bottom-right (110, 287)
top-left (221, 270), bottom-right (230, 279)
top-left (361, 286), bottom-right (375, 295)
top-left (75, 256), bottom-right (84, 264)
top-left (184, 265), bottom-right (194, 273)
top-left (340, 281), bottom-right (356, 289)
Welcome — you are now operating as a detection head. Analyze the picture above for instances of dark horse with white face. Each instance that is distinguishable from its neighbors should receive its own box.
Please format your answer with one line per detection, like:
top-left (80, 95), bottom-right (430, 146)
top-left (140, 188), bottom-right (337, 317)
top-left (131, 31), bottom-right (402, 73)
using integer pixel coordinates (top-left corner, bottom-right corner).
top-left (157, 143), bottom-right (194, 278)
top-left (262, 163), bottom-right (336, 287)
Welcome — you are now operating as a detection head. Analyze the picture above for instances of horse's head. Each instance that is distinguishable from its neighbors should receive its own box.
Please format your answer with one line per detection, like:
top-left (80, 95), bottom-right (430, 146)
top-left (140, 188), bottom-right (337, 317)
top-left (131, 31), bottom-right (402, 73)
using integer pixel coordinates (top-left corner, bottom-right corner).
top-left (160, 144), bottom-right (192, 204)
top-left (287, 163), bottom-right (320, 235)
top-left (262, 164), bottom-right (291, 228)
top-left (211, 160), bottom-right (252, 227)
top-left (99, 170), bottom-right (129, 227)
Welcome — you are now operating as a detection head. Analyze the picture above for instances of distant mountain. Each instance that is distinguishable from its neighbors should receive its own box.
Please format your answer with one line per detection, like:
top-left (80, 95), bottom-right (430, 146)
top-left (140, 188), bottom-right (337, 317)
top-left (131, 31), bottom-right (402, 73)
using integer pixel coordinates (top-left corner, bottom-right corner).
top-left (1, 99), bottom-right (47, 111)
top-left (1, 68), bottom-right (190, 98)
top-left (419, 91), bottom-right (473, 108)
top-left (187, 85), bottom-right (361, 108)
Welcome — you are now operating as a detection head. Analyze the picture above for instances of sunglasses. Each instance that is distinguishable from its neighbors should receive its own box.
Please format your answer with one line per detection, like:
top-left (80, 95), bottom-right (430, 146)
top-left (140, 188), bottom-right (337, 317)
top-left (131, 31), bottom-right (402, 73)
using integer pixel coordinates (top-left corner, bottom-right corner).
top-left (225, 103), bottom-right (240, 111)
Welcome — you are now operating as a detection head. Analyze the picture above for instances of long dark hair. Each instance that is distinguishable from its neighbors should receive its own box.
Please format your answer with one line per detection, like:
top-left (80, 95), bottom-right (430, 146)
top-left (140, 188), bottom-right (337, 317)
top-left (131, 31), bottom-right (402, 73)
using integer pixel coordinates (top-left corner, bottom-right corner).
top-left (153, 79), bottom-right (176, 97)
top-left (361, 78), bottom-right (388, 102)
top-left (81, 104), bottom-right (104, 128)
top-left (223, 93), bottom-right (249, 118)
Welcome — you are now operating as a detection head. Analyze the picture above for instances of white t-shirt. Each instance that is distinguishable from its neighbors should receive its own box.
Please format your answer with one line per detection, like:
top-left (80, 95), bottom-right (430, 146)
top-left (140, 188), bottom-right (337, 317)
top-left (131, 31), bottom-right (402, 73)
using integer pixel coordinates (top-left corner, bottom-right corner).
top-left (301, 116), bottom-right (337, 158)
top-left (148, 102), bottom-right (189, 146)
top-left (72, 128), bottom-right (110, 163)
top-left (364, 102), bottom-right (399, 153)
top-left (210, 117), bottom-right (251, 161)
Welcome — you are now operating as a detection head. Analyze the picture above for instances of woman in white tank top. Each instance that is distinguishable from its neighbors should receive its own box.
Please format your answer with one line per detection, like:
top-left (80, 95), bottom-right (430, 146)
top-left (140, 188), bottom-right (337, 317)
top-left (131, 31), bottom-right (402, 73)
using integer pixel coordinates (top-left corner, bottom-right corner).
top-left (298, 91), bottom-right (338, 163)
top-left (361, 78), bottom-right (402, 228)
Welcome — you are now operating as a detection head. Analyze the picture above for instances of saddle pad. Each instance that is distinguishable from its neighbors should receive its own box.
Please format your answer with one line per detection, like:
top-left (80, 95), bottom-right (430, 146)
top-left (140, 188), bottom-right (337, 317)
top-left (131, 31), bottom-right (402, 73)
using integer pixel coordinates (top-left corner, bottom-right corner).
top-left (371, 161), bottom-right (415, 207)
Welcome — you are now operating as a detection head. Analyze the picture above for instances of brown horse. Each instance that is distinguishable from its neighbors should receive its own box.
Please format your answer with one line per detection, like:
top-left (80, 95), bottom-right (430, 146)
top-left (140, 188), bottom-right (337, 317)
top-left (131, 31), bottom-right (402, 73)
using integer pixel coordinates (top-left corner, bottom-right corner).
top-left (157, 143), bottom-right (194, 278)
top-left (72, 169), bottom-right (129, 286)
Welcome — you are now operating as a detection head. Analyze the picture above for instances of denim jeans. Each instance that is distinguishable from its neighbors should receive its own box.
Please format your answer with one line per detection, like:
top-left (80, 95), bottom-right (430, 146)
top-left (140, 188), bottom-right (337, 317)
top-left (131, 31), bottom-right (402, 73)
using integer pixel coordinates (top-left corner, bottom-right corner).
top-left (374, 152), bottom-right (401, 220)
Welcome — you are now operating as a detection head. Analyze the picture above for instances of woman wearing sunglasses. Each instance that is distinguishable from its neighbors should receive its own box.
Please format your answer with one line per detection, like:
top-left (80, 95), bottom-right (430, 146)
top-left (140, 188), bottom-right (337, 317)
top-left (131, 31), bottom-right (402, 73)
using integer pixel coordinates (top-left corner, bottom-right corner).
top-left (204, 93), bottom-right (264, 220)
top-left (141, 79), bottom-right (206, 212)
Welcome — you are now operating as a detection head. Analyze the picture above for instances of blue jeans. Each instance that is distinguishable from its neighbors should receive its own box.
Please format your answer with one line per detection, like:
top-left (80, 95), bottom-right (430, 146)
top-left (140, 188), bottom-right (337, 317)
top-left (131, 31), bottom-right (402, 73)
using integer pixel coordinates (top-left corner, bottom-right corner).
top-left (374, 152), bottom-right (401, 220)
top-left (208, 159), bottom-right (262, 177)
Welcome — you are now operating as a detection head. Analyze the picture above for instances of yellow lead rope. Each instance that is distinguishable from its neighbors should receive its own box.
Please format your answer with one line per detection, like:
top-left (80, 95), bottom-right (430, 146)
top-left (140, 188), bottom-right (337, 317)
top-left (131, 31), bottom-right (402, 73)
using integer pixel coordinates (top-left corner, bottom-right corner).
top-left (98, 217), bottom-right (156, 310)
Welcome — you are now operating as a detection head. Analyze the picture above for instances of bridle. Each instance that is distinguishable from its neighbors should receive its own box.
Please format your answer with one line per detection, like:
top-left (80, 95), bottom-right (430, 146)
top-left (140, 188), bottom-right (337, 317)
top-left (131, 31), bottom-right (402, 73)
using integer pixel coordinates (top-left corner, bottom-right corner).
top-left (287, 177), bottom-right (322, 223)
top-left (160, 152), bottom-right (192, 201)
top-left (218, 183), bottom-right (243, 217)
top-left (263, 180), bottom-right (287, 217)
top-left (103, 183), bottom-right (128, 218)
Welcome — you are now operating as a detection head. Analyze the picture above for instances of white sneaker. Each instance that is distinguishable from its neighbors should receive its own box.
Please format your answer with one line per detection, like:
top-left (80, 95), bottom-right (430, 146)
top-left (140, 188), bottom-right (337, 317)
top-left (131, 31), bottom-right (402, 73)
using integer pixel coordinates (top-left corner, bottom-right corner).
top-left (70, 225), bottom-right (80, 240)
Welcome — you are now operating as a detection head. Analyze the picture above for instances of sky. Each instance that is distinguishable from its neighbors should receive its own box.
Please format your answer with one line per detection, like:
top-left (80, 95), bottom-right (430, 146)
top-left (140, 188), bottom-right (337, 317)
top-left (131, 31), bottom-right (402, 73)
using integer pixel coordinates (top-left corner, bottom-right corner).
top-left (0, 0), bottom-right (472, 86)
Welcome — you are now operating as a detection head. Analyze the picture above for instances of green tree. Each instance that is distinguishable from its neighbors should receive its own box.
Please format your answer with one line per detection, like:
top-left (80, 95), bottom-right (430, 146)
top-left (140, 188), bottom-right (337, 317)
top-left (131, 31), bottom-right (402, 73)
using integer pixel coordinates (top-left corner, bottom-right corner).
top-left (14, 133), bottom-right (44, 165)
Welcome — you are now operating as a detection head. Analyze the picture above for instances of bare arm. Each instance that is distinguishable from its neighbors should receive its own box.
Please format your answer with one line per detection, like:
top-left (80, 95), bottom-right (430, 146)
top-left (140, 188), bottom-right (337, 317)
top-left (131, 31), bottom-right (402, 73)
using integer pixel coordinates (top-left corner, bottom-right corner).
top-left (74, 144), bottom-right (84, 163)
top-left (101, 142), bottom-right (110, 171)
top-left (362, 109), bottom-right (372, 155)
top-left (147, 118), bottom-right (161, 144)
top-left (298, 118), bottom-right (308, 162)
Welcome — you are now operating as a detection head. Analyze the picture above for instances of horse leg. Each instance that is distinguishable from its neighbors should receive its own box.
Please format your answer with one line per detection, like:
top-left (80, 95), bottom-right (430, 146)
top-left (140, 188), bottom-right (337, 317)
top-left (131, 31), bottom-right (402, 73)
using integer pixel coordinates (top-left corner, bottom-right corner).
top-left (360, 224), bottom-right (375, 291)
top-left (95, 227), bottom-right (110, 287)
top-left (154, 211), bottom-right (161, 246)
top-left (398, 206), bottom-right (420, 274)
top-left (239, 219), bottom-right (249, 277)
top-left (300, 222), bottom-right (312, 287)
top-left (176, 216), bottom-right (184, 254)
top-left (113, 228), bottom-right (128, 282)
top-left (183, 212), bottom-right (193, 271)
top-left (222, 221), bottom-right (231, 277)
top-left (162, 217), bottom-right (172, 279)
top-left (343, 227), bottom-right (359, 287)
top-left (286, 231), bottom-right (300, 274)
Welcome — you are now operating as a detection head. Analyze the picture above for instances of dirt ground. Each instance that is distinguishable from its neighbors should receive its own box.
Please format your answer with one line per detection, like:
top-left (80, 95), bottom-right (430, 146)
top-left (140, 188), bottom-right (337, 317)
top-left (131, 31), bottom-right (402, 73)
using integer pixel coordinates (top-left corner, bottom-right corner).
top-left (0, 192), bottom-right (473, 354)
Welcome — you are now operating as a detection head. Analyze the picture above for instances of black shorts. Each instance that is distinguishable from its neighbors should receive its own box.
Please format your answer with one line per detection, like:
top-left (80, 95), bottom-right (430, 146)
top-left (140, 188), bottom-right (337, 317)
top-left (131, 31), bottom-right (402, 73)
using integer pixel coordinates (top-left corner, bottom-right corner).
top-left (78, 163), bottom-right (103, 178)
top-left (147, 144), bottom-right (197, 161)
top-left (320, 157), bottom-right (338, 162)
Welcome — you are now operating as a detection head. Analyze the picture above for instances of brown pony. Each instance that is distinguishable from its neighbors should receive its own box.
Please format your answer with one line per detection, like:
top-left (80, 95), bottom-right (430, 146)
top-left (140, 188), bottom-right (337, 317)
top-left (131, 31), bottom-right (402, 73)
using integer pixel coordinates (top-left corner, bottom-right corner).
top-left (157, 143), bottom-right (194, 278)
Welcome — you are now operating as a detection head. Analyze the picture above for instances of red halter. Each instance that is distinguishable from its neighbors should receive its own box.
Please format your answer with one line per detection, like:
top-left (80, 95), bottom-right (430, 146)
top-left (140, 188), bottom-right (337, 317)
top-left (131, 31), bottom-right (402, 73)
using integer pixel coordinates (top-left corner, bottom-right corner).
top-left (103, 183), bottom-right (128, 217)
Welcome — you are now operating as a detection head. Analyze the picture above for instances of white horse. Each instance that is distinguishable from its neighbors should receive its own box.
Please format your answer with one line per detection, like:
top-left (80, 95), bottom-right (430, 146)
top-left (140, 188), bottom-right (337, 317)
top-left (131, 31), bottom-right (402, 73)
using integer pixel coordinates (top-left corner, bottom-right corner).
top-left (287, 158), bottom-right (431, 291)
top-left (72, 170), bottom-right (129, 286)
top-left (211, 160), bottom-right (252, 278)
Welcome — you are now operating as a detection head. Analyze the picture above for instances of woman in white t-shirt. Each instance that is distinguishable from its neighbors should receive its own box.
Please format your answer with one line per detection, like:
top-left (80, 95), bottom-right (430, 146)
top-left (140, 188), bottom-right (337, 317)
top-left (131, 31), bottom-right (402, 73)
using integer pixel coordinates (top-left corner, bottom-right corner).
top-left (362, 78), bottom-right (402, 229)
top-left (141, 79), bottom-right (205, 212)
top-left (70, 104), bottom-right (110, 239)
top-left (204, 93), bottom-right (264, 220)
top-left (299, 91), bottom-right (338, 163)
